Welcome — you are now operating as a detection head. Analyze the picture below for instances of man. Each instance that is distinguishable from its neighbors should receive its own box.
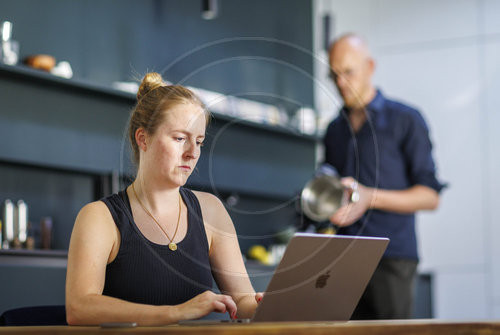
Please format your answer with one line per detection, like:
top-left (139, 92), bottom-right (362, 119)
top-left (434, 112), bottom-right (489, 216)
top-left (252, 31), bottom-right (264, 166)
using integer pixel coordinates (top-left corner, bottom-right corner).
top-left (324, 33), bottom-right (444, 319)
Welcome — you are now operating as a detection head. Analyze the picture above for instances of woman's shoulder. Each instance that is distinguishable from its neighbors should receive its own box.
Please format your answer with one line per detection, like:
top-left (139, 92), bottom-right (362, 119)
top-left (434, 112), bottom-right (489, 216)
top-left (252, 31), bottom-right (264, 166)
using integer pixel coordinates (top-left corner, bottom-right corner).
top-left (79, 199), bottom-right (112, 216)
top-left (74, 200), bottom-right (116, 232)
top-left (191, 190), bottom-right (224, 207)
top-left (191, 190), bottom-right (231, 226)
top-left (70, 200), bottom-right (120, 267)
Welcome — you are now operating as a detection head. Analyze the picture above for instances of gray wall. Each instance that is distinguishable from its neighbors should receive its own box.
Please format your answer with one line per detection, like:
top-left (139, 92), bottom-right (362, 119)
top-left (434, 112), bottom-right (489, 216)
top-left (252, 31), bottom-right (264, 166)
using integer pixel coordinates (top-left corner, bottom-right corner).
top-left (313, 0), bottom-right (500, 320)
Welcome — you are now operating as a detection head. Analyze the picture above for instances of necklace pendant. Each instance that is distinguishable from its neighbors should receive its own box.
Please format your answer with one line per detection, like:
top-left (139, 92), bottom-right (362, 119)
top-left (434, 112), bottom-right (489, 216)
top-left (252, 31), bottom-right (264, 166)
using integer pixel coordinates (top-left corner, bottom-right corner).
top-left (168, 242), bottom-right (177, 251)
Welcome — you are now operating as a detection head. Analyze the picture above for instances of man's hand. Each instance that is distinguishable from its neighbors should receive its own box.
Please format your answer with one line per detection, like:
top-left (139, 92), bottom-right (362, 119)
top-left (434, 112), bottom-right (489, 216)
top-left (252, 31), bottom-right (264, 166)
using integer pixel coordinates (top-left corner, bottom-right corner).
top-left (329, 177), bottom-right (373, 227)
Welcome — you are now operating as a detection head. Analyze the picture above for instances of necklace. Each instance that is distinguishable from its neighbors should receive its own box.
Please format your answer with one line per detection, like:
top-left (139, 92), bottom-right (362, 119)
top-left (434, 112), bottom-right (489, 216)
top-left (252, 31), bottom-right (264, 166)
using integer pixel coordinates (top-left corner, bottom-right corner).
top-left (132, 183), bottom-right (181, 251)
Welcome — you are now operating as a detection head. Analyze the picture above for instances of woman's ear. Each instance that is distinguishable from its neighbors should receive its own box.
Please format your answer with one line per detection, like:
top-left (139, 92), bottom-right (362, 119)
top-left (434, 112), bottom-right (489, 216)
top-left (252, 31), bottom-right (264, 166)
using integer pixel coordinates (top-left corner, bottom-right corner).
top-left (135, 128), bottom-right (148, 152)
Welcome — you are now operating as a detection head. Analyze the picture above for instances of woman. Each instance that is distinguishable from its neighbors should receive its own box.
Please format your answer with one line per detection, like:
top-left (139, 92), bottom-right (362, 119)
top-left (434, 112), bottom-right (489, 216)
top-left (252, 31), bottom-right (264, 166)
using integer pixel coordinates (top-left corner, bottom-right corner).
top-left (66, 72), bottom-right (261, 325)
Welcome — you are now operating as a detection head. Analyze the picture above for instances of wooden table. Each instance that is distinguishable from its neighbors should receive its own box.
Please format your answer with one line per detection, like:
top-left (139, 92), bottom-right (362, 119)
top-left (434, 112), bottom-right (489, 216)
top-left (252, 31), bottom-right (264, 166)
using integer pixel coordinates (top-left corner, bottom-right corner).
top-left (1, 320), bottom-right (500, 334)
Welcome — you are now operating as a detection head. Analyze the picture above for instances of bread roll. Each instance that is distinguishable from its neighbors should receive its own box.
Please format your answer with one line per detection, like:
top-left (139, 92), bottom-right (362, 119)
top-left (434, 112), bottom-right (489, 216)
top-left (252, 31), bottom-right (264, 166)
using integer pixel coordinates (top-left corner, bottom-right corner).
top-left (24, 55), bottom-right (56, 72)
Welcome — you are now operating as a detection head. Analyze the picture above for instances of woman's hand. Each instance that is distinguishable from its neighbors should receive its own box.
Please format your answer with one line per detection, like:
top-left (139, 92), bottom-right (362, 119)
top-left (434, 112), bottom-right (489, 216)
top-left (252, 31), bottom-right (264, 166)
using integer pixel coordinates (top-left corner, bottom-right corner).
top-left (255, 292), bottom-right (264, 304)
top-left (176, 291), bottom-right (237, 321)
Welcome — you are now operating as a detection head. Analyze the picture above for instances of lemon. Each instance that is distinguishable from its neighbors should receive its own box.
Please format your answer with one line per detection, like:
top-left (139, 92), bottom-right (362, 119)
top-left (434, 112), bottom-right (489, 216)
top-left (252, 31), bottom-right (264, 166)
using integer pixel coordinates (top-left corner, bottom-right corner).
top-left (247, 245), bottom-right (271, 265)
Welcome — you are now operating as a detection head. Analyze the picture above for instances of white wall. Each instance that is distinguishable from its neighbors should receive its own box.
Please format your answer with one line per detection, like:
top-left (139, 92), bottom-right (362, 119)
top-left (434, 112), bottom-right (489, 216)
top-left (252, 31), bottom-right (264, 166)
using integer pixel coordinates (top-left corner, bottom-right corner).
top-left (313, 0), bottom-right (500, 319)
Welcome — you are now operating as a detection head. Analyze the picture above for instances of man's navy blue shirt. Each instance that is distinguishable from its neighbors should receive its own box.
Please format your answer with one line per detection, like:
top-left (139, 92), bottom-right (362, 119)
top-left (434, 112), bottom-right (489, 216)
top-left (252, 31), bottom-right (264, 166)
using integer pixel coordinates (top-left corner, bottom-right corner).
top-left (323, 90), bottom-right (444, 260)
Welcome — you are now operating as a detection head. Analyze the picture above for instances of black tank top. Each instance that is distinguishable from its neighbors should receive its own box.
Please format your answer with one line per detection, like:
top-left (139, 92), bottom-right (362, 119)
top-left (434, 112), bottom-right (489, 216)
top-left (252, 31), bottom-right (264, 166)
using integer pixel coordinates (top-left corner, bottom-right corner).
top-left (101, 187), bottom-right (213, 305)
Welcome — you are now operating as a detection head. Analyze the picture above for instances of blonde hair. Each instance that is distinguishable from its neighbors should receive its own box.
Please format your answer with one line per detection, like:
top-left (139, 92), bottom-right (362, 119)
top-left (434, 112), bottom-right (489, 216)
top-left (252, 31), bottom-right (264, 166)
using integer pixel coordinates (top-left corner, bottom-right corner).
top-left (128, 72), bottom-right (210, 166)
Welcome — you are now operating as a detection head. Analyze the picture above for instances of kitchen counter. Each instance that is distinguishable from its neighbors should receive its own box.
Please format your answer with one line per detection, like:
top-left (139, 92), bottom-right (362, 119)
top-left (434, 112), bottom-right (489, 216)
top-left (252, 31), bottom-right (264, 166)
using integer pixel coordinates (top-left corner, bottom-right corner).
top-left (0, 320), bottom-right (499, 335)
top-left (0, 249), bottom-right (67, 268)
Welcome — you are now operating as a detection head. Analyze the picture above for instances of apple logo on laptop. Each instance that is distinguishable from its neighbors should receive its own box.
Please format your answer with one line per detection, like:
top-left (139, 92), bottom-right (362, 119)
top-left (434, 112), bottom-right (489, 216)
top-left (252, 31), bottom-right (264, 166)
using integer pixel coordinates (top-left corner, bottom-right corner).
top-left (315, 270), bottom-right (330, 289)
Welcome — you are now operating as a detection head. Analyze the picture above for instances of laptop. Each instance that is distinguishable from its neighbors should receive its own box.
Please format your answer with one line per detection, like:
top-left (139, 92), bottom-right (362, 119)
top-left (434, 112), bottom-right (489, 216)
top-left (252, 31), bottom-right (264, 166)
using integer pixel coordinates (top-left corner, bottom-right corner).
top-left (181, 233), bottom-right (389, 324)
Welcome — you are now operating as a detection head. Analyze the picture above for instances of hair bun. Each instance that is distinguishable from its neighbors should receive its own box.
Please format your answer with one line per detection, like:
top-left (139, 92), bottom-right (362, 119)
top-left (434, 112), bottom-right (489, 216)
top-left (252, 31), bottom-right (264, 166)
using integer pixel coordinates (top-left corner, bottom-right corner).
top-left (137, 72), bottom-right (165, 100)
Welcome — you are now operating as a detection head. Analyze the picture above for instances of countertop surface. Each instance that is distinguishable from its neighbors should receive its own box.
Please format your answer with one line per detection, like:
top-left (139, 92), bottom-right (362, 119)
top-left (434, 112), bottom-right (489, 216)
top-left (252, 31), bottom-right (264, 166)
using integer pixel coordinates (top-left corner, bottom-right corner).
top-left (1, 320), bottom-right (500, 335)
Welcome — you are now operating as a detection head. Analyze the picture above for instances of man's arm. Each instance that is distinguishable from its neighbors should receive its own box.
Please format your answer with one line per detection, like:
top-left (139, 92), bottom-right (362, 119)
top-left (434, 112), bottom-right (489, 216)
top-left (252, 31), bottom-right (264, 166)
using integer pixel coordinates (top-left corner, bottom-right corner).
top-left (330, 177), bottom-right (439, 227)
top-left (370, 184), bottom-right (439, 212)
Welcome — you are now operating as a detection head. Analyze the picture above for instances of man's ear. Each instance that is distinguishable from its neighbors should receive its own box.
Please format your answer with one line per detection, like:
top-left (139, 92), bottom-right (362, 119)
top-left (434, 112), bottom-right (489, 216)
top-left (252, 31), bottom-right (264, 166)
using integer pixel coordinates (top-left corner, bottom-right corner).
top-left (368, 57), bottom-right (376, 75)
top-left (135, 128), bottom-right (148, 152)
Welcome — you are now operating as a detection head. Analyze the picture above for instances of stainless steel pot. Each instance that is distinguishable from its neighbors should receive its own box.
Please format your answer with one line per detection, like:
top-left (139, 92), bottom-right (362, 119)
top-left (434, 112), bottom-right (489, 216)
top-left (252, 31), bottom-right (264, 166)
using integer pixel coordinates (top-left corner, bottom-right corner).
top-left (301, 174), bottom-right (345, 222)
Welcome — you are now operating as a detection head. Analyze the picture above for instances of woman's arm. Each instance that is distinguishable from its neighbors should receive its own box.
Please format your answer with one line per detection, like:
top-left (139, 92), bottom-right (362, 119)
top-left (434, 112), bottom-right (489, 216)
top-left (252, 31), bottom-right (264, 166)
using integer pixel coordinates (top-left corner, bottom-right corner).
top-left (65, 201), bottom-right (236, 325)
top-left (195, 192), bottom-right (259, 319)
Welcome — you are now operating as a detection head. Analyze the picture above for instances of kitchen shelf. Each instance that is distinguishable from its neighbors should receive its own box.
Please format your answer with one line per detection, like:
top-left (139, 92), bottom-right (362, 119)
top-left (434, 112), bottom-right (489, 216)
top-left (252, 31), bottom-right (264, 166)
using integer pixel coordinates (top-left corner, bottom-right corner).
top-left (0, 63), bottom-right (134, 102)
top-left (0, 63), bottom-right (319, 141)
top-left (0, 249), bottom-right (67, 267)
